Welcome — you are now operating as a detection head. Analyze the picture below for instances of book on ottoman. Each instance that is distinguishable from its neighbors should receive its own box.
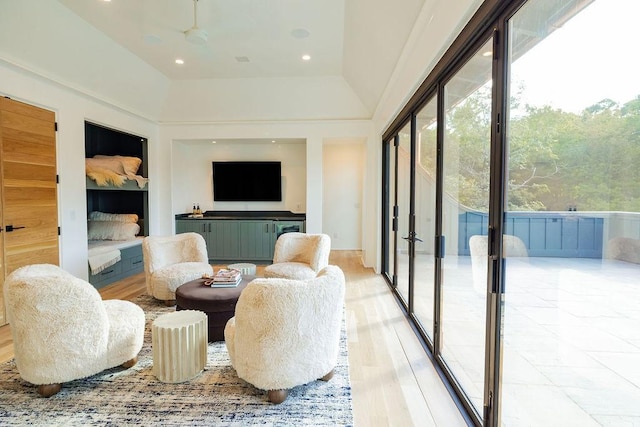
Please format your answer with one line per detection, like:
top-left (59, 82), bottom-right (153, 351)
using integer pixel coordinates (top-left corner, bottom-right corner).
top-left (206, 269), bottom-right (242, 287)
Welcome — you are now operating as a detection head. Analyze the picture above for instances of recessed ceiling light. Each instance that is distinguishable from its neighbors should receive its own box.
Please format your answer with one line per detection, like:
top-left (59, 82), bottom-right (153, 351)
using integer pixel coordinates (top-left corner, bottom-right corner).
top-left (482, 50), bottom-right (492, 57)
top-left (175, 58), bottom-right (184, 65)
top-left (302, 54), bottom-right (311, 61)
top-left (271, 140), bottom-right (276, 143)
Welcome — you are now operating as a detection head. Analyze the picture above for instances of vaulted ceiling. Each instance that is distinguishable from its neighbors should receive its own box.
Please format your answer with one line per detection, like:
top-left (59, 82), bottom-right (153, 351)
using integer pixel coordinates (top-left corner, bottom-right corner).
top-left (2, 0), bottom-right (488, 123)
top-left (55, 0), bottom-right (426, 115)
top-left (58, 0), bottom-right (347, 80)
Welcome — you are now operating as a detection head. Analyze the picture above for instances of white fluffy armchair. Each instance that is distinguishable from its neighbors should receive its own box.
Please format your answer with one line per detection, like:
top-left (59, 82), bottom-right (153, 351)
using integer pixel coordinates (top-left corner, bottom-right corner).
top-left (142, 233), bottom-right (213, 305)
top-left (264, 232), bottom-right (331, 280)
top-left (469, 234), bottom-right (528, 293)
top-left (3, 264), bottom-right (145, 397)
top-left (225, 265), bottom-right (346, 403)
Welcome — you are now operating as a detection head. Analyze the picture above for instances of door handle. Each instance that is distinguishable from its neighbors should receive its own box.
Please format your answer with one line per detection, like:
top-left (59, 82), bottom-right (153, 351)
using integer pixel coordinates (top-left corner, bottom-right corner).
top-left (5, 225), bottom-right (26, 232)
top-left (401, 235), bottom-right (423, 242)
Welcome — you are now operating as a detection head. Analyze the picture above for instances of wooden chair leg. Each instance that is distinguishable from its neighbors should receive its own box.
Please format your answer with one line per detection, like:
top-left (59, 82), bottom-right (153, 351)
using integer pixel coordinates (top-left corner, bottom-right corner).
top-left (37, 383), bottom-right (61, 397)
top-left (122, 356), bottom-right (138, 369)
top-left (268, 389), bottom-right (289, 404)
top-left (165, 299), bottom-right (176, 307)
top-left (320, 369), bottom-right (334, 381)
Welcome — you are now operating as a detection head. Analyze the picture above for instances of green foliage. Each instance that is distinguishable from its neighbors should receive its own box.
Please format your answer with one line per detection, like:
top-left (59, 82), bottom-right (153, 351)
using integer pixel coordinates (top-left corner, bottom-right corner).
top-left (443, 87), bottom-right (492, 211)
top-left (445, 89), bottom-right (640, 213)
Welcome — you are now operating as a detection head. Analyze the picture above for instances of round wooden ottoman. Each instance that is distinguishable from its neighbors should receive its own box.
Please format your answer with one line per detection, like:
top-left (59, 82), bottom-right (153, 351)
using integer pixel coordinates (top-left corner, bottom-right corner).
top-left (152, 310), bottom-right (208, 383)
top-left (175, 276), bottom-right (254, 341)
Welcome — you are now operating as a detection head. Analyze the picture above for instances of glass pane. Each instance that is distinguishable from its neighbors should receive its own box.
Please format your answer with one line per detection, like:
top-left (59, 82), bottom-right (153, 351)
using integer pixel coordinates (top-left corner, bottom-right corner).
top-left (503, 0), bottom-right (640, 425)
top-left (387, 139), bottom-right (396, 283)
top-left (440, 38), bottom-right (493, 414)
top-left (396, 123), bottom-right (412, 304)
top-left (414, 98), bottom-right (438, 339)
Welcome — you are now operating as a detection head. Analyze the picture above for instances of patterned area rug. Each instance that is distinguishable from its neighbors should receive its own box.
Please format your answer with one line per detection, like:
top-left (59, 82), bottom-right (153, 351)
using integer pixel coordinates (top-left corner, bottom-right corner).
top-left (0, 295), bottom-right (353, 426)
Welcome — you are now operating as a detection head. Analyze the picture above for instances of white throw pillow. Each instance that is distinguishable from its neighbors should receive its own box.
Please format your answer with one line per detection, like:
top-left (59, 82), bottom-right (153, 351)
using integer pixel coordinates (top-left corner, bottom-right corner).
top-left (89, 211), bottom-right (139, 223)
top-left (88, 221), bottom-right (140, 240)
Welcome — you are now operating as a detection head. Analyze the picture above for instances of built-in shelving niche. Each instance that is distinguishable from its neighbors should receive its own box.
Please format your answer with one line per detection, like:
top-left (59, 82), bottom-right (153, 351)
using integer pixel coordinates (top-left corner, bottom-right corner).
top-left (84, 121), bottom-right (149, 236)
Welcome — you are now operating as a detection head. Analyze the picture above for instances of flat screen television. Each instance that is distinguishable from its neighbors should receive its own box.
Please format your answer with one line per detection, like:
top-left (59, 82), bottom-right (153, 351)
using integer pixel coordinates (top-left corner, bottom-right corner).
top-left (212, 161), bottom-right (282, 202)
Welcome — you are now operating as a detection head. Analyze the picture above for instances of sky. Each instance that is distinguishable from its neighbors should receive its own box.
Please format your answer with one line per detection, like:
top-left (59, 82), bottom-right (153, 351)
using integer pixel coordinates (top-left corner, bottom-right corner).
top-left (510, 0), bottom-right (640, 113)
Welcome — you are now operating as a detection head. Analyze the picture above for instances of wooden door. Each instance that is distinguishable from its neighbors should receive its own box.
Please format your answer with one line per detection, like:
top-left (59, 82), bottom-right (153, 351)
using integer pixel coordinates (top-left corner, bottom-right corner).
top-left (0, 97), bottom-right (59, 326)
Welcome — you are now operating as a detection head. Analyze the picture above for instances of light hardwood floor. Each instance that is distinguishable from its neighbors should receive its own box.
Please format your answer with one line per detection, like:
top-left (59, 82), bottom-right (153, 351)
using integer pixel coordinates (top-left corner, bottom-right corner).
top-left (0, 251), bottom-right (468, 426)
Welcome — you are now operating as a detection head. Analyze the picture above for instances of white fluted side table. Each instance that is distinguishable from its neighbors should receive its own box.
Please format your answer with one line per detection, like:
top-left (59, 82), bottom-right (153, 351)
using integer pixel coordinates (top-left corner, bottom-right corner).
top-left (152, 310), bottom-right (208, 383)
top-left (227, 262), bottom-right (257, 276)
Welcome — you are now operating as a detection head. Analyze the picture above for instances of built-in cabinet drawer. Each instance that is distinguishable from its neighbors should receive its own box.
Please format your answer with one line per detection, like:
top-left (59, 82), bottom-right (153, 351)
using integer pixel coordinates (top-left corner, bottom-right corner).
top-left (121, 246), bottom-right (144, 273)
top-left (89, 262), bottom-right (122, 287)
top-left (176, 218), bottom-right (305, 262)
top-left (88, 243), bottom-right (143, 288)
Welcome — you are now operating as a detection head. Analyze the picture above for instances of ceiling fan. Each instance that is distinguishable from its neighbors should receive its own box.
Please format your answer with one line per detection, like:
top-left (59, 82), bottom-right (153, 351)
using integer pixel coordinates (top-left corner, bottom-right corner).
top-left (184, 0), bottom-right (208, 45)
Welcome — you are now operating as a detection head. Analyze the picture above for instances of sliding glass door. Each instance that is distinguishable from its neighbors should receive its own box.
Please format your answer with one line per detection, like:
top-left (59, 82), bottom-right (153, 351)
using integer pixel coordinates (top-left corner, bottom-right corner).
top-left (501, 0), bottom-right (640, 425)
top-left (382, 0), bottom-right (640, 425)
top-left (439, 37), bottom-right (493, 416)
top-left (383, 137), bottom-right (398, 288)
top-left (383, 121), bottom-right (415, 308)
top-left (383, 109), bottom-right (438, 343)
top-left (413, 98), bottom-right (438, 341)
top-left (396, 123), bottom-right (413, 305)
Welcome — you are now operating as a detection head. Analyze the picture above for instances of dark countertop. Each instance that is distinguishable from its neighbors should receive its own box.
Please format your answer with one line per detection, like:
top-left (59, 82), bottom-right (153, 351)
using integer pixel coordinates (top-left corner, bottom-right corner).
top-left (175, 210), bottom-right (306, 220)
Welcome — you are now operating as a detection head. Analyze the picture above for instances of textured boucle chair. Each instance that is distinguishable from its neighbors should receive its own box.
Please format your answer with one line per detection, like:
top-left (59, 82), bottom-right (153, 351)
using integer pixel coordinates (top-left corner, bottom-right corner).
top-left (469, 234), bottom-right (528, 293)
top-left (606, 237), bottom-right (640, 264)
top-left (142, 232), bottom-right (213, 305)
top-left (264, 232), bottom-right (331, 280)
top-left (3, 263), bottom-right (145, 397)
top-left (225, 265), bottom-right (346, 403)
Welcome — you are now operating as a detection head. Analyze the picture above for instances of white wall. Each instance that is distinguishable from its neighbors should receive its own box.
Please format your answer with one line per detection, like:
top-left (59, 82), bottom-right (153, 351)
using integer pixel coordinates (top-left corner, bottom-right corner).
top-left (373, 0), bottom-right (483, 132)
top-left (172, 141), bottom-right (306, 214)
top-left (160, 121), bottom-right (374, 253)
top-left (0, 59), bottom-right (378, 275)
top-left (0, 62), bottom-right (159, 281)
top-left (323, 140), bottom-right (365, 250)
top-left (162, 77), bottom-right (370, 122)
top-left (343, 0), bottom-right (426, 112)
top-left (365, 0), bottom-right (483, 271)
